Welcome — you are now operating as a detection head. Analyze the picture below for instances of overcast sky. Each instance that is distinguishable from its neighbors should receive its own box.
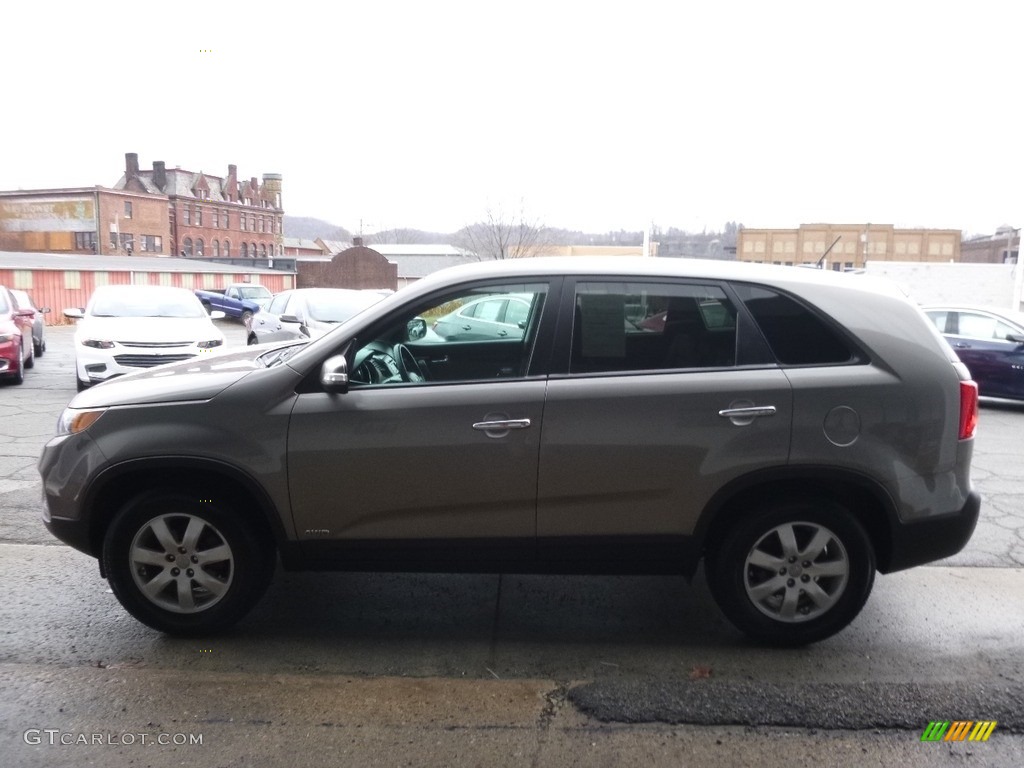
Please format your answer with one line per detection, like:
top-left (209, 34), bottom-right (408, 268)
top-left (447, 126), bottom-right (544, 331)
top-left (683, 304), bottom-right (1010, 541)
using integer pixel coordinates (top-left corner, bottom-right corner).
top-left (3, 1), bottom-right (1021, 237)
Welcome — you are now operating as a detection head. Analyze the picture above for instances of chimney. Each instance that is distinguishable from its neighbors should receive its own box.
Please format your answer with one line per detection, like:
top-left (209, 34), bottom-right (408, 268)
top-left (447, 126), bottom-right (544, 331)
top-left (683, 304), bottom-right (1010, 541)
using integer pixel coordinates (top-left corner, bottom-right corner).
top-left (353, 236), bottom-right (364, 247)
top-left (125, 152), bottom-right (140, 180)
top-left (227, 164), bottom-right (237, 178)
top-left (153, 161), bottom-right (166, 191)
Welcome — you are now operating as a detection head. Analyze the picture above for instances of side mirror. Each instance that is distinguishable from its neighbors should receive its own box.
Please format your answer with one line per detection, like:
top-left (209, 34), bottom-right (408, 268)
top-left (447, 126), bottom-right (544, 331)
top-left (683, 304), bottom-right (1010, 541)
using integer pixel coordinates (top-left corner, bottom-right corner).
top-left (320, 354), bottom-right (349, 393)
top-left (280, 314), bottom-right (300, 324)
top-left (64, 308), bottom-right (85, 319)
top-left (407, 317), bottom-right (427, 341)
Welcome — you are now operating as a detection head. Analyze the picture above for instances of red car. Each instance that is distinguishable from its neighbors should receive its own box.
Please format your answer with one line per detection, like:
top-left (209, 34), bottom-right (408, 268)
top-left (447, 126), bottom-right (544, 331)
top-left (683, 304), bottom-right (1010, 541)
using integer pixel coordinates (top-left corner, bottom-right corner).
top-left (0, 285), bottom-right (35, 384)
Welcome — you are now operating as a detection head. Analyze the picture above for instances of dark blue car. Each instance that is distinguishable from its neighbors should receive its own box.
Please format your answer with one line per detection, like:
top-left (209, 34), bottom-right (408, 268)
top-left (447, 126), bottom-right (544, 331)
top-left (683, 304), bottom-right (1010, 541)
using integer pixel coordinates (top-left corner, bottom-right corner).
top-left (924, 305), bottom-right (1024, 400)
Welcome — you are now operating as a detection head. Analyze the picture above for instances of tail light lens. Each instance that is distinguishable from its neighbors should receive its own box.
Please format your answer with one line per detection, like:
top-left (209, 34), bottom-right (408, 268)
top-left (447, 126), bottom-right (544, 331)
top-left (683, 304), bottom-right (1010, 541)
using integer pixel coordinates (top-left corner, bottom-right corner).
top-left (959, 381), bottom-right (979, 439)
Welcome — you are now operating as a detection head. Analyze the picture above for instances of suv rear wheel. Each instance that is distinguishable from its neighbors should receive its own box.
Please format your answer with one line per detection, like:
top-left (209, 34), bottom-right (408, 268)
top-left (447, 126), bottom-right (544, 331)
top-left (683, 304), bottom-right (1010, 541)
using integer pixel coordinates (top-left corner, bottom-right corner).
top-left (706, 500), bottom-right (875, 645)
top-left (102, 490), bottom-right (275, 635)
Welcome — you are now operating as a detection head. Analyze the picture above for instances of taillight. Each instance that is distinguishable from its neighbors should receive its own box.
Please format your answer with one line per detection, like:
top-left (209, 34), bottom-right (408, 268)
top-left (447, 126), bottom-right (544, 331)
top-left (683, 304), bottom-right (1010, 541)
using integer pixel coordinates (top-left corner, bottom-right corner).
top-left (959, 381), bottom-right (979, 439)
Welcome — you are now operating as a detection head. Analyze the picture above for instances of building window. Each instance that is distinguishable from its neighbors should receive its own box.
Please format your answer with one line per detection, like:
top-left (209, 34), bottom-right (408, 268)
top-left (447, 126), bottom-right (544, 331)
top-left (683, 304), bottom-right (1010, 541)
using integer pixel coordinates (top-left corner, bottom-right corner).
top-left (212, 240), bottom-right (220, 257)
top-left (251, 242), bottom-right (257, 258)
top-left (183, 237), bottom-right (193, 257)
top-left (223, 239), bottom-right (231, 257)
top-left (240, 243), bottom-right (248, 258)
top-left (184, 207), bottom-right (191, 225)
top-left (258, 217), bottom-right (263, 233)
top-left (140, 235), bottom-right (162, 253)
top-left (124, 201), bottom-right (132, 219)
top-left (74, 231), bottom-right (97, 251)
top-left (248, 215), bottom-right (255, 231)
top-left (260, 243), bottom-right (267, 258)
top-left (196, 207), bottom-right (203, 226)
top-left (241, 214), bottom-right (247, 232)
top-left (196, 239), bottom-right (204, 257)
top-left (119, 233), bottom-right (135, 254)
top-left (212, 209), bottom-right (219, 228)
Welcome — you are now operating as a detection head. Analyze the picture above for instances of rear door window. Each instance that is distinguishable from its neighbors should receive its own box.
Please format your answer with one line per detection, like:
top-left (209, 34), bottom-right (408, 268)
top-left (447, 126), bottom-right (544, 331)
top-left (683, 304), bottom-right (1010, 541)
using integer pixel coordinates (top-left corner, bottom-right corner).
top-left (569, 282), bottom-right (737, 373)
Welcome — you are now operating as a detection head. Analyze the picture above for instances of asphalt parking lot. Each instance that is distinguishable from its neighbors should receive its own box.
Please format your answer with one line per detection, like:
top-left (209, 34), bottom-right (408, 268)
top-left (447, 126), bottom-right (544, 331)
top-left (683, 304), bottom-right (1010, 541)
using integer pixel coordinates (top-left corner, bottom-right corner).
top-left (2, 320), bottom-right (1023, 767)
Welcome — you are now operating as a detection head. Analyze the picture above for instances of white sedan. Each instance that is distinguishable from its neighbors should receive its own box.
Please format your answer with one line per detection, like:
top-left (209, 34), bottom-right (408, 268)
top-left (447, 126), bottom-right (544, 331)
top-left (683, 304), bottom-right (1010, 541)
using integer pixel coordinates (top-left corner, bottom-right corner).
top-left (64, 285), bottom-right (226, 390)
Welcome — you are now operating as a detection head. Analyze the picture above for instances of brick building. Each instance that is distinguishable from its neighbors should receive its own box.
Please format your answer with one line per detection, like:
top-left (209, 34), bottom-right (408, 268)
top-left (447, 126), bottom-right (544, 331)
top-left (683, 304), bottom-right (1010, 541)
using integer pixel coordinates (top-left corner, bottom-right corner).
top-left (114, 153), bottom-right (284, 262)
top-left (0, 187), bottom-right (169, 256)
top-left (296, 238), bottom-right (398, 290)
top-left (738, 224), bottom-right (962, 270)
top-left (960, 226), bottom-right (1020, 264)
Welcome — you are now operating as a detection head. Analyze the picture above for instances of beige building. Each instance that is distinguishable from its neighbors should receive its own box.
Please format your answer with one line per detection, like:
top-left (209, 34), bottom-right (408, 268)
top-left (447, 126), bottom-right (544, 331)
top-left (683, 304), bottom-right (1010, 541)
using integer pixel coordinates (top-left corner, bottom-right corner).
top-left (738, 224), bottom-right (961, 270)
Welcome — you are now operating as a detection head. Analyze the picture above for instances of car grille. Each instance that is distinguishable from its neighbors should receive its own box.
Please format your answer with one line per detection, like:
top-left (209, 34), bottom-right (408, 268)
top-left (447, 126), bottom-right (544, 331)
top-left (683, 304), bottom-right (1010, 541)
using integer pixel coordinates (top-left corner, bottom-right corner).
top-left (120, 341), bottom-right (194, 348)
top-left (114, 354), bottom-right (196, 368)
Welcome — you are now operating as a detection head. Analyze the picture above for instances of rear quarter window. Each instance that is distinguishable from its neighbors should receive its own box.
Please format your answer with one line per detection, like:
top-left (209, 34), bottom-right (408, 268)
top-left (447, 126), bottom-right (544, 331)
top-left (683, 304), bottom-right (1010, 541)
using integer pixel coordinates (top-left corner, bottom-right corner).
top-left (735, 284), bottom-right (855, 365)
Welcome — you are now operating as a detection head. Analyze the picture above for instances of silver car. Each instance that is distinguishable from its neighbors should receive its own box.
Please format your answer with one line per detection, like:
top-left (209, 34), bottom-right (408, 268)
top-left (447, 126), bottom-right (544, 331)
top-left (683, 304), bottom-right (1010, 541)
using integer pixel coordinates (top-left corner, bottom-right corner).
top-left (39, 258), bottom-right (980, 645)
top-left (246, 288), bottom-right (386, 345)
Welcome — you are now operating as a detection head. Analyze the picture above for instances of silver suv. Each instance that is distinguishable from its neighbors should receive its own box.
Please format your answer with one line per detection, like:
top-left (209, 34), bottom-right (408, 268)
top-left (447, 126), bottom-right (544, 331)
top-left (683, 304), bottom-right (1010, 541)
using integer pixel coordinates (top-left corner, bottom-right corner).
top-left (40, 258), bottom-right (981, 645)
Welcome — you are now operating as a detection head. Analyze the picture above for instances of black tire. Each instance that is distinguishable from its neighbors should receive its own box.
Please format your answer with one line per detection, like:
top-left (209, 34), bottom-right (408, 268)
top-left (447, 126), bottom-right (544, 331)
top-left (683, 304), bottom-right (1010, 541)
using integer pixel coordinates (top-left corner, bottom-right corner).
top-left (705, 500), bottom-right (875, 646)
top-left (35, 337), bottom-right (45, 357)
top-left (8, 340), bottom-right (25, 385)
top-left (102, 489), bottom-right (275, 635)
top-left (24, 339), bottom-right (34, 369)
top-left (240, 310), bottom-right (253, 326)
top-left (247, 334), bottom-right (259, 346)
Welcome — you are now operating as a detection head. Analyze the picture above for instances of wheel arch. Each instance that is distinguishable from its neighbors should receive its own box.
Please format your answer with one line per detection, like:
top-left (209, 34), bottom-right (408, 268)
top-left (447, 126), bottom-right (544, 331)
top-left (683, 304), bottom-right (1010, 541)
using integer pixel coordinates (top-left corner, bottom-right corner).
top-left (694, 467), bottom-right (898, 576)
top-left (83, 457), bottom-right (287, 572)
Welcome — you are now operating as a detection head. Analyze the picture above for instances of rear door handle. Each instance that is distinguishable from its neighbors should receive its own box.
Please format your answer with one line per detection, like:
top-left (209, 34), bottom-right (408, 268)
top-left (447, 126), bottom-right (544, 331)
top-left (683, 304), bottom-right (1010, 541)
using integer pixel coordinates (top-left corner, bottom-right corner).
top-left (718, 406), bottom-right (776, 426)
top-left (473, 419), bottom-right (532, 431)
top-left (718, 406), bottom-right (777, 418)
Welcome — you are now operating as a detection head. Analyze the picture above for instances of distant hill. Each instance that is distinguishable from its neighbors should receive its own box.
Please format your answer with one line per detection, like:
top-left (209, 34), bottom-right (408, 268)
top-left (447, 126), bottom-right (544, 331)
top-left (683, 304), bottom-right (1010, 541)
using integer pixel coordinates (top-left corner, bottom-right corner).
top-left (283, 215), bottom-right (738, 259)
top-left (283, 216), bottom-right (352, 243)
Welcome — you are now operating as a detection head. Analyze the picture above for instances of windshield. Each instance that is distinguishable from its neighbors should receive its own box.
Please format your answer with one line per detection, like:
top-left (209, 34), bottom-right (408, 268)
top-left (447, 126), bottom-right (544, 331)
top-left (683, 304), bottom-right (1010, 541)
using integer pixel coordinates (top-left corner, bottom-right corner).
top-left (306, 292), bottom-right (382, 323)
top-left (238, 286), bottom-right (272, 300)
top-left (89, 289), bottom-right (206, 319)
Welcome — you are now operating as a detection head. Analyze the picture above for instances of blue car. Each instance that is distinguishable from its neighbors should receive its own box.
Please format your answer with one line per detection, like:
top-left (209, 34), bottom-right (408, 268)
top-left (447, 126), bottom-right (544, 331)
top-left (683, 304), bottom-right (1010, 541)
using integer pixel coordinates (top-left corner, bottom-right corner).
top-left (924, 305), bottom-right (1024, 400)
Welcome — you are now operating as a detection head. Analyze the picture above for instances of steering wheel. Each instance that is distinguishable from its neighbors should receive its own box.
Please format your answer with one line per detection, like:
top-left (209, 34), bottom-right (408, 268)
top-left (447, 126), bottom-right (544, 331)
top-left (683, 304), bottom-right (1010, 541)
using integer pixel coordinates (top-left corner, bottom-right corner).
top-left (392, 343), bottom-right (426, 383)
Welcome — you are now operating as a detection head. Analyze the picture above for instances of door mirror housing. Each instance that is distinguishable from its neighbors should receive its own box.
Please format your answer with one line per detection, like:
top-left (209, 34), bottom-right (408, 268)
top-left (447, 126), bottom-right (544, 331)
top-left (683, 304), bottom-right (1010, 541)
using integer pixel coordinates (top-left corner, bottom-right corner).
top-left (407, 317), bottom-right (427, 341)
top-left (320, 354), bottom-right (349, 393)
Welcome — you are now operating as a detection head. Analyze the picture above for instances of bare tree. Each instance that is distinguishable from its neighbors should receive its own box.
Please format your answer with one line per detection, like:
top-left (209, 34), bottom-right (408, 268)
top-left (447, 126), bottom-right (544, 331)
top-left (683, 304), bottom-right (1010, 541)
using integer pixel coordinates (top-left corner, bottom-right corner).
top-left (457, 201), bottom-right (553, 260)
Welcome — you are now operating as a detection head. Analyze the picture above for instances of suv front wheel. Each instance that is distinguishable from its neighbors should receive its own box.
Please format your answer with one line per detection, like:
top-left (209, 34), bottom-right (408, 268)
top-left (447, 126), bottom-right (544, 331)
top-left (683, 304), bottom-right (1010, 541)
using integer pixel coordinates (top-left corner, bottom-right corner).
top-left (102, 490), bottom-right (275, 635)
top-left (706, 500), bottom-right (876, 646)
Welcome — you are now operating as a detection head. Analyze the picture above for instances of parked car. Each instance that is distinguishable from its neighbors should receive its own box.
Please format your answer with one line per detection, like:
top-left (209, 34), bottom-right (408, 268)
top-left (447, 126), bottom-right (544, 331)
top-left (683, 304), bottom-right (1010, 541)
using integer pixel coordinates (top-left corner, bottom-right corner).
top-left (0, 285), bottom-right (36, 384)
top-left (10, 289), bottom-right (50, 356)
top-left (63, 284), bottom-right (226, 390)
top-left (195, 283), bottom-right (272, 324)
top-left (431, 293), bottom-right (534, 340)
top-left (40, 258), bottom-right (980, 645)
top-left (923, 305), bottom-right (1024, 401)
top-left (246, 288), bottom-right (386, 345)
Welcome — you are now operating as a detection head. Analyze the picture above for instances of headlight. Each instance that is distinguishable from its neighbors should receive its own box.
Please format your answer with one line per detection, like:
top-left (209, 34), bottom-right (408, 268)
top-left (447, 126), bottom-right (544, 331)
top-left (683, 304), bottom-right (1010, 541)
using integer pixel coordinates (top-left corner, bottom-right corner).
top-left (56, 408), bottom-right (106, 436)
top-left (82, 339), bottom-right (115, 349)
top-left (197, 339), bottom-right (224, 349)
top-left (0, 333), bottom-right (13, 343)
